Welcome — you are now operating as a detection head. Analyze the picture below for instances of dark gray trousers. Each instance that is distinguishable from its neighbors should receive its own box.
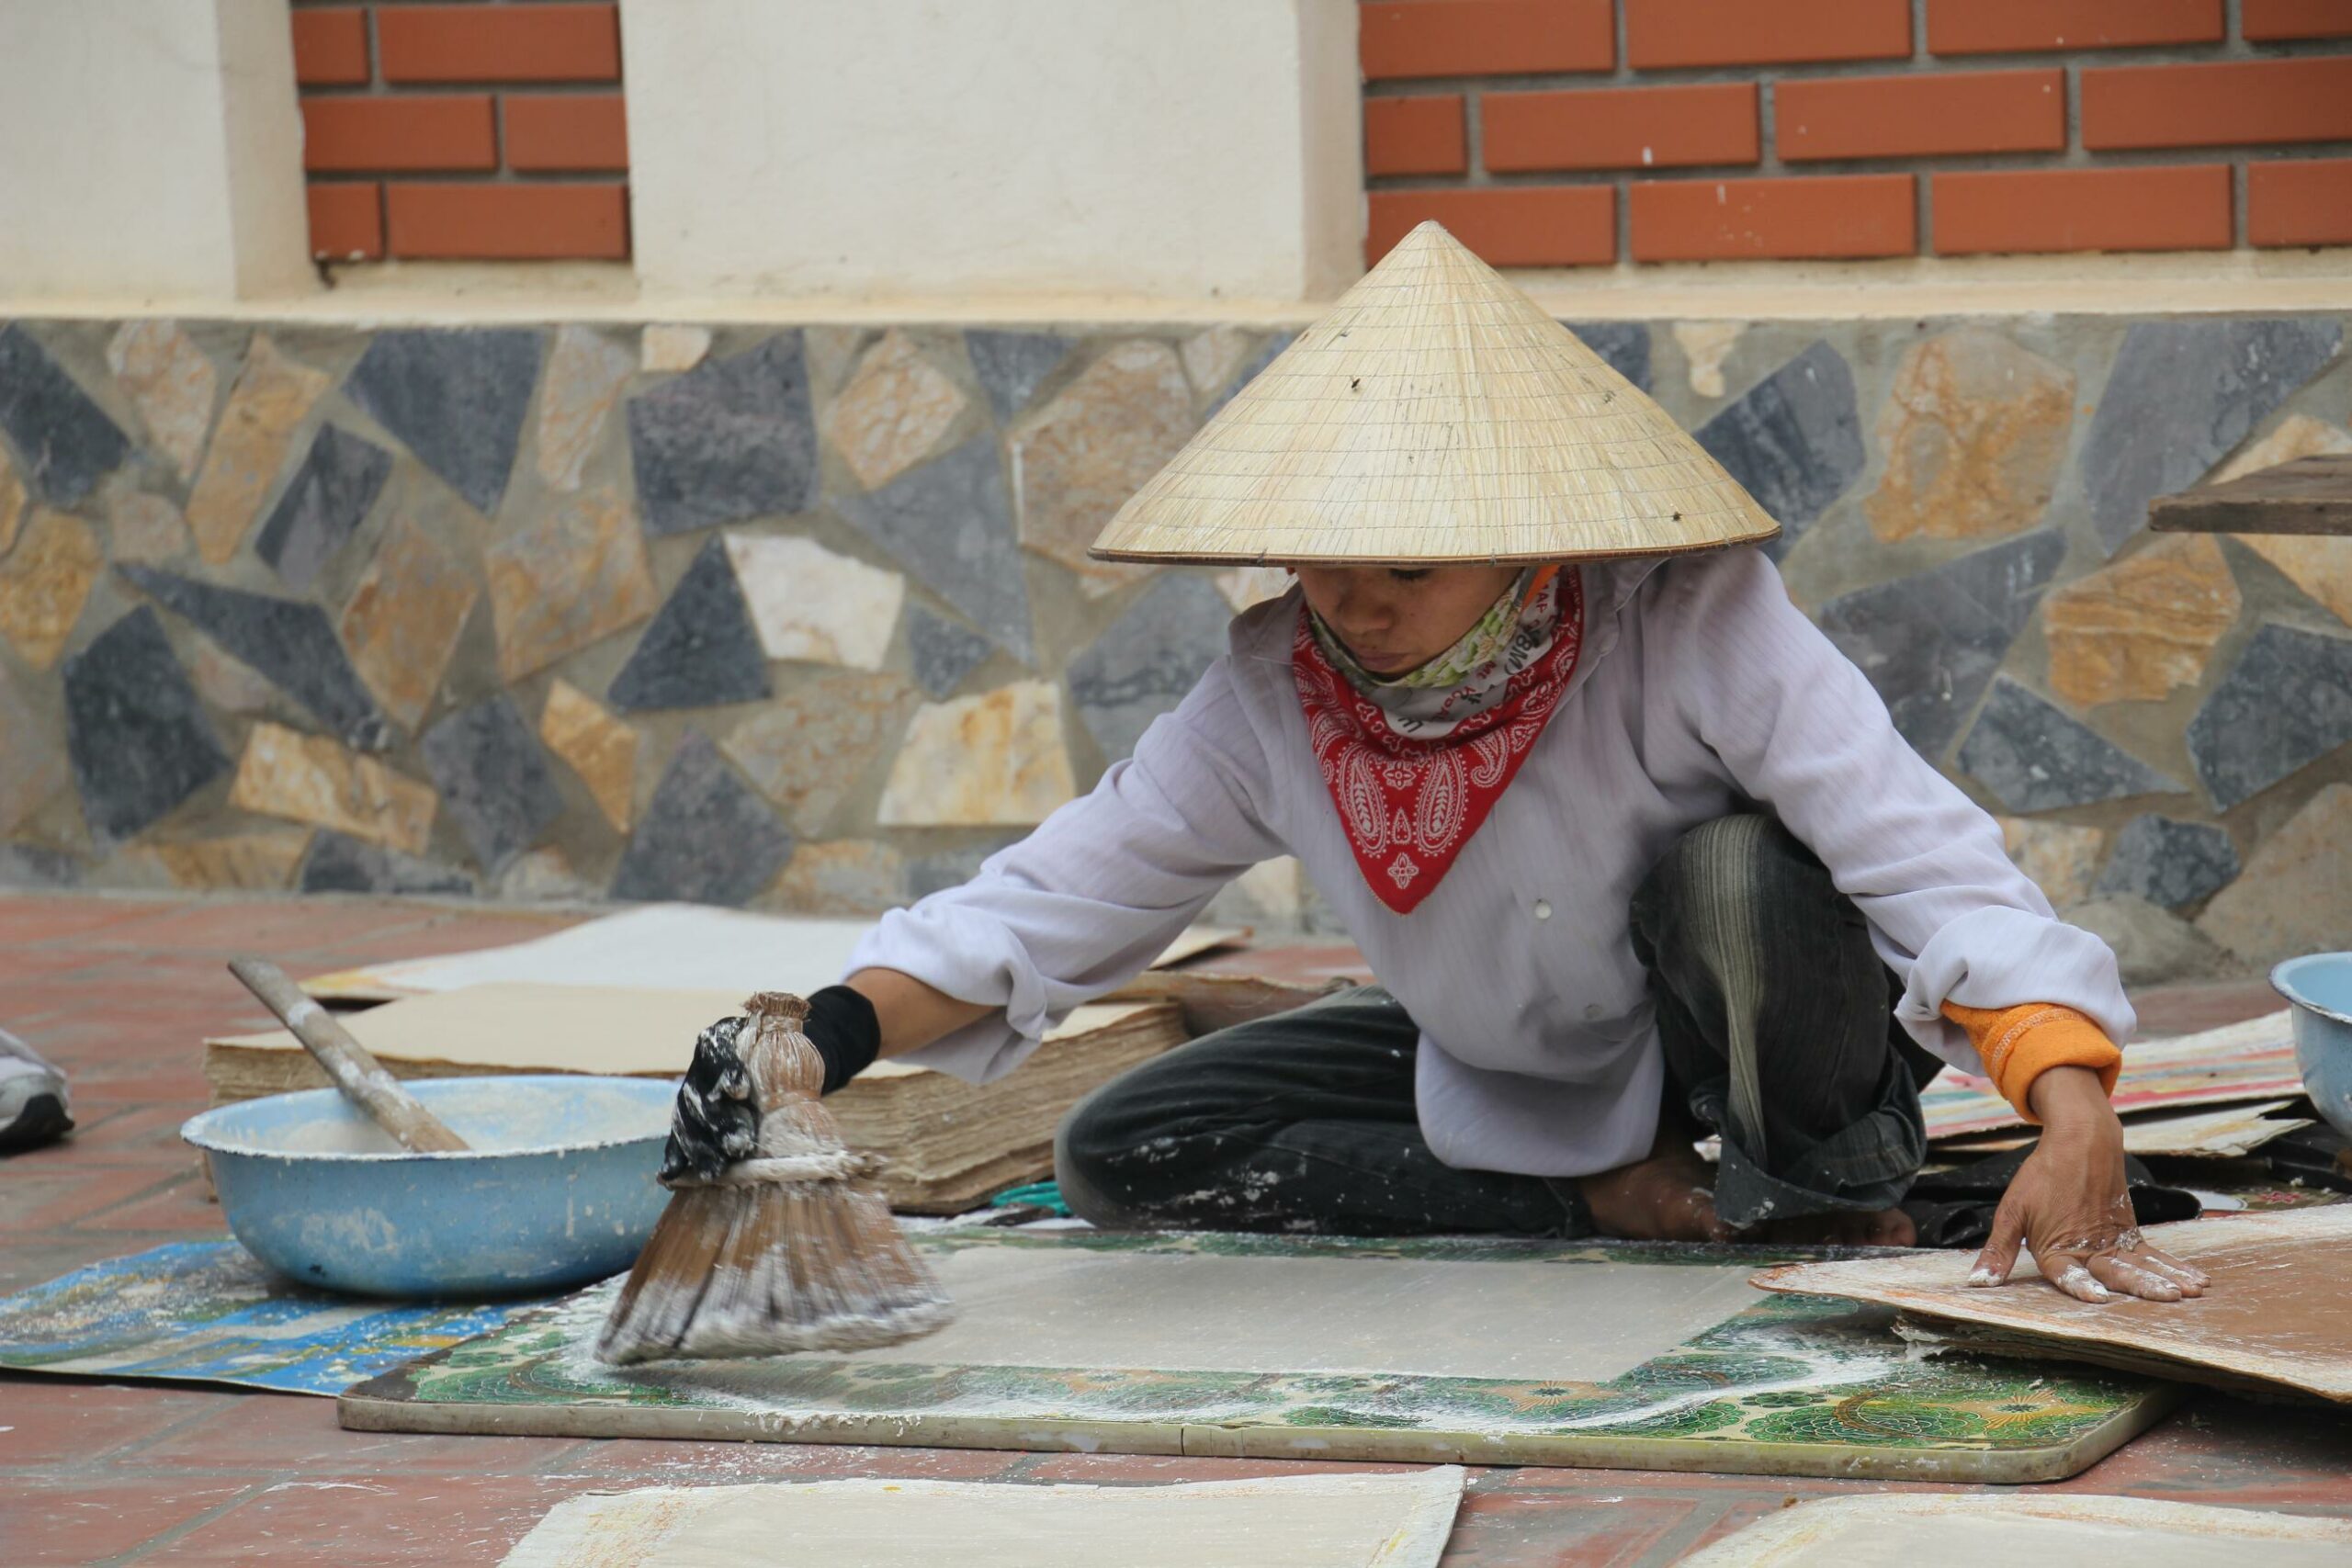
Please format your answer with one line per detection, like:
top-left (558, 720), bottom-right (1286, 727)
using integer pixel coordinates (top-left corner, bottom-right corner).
top-left (1055, 815), bottom-right (1937, 1236)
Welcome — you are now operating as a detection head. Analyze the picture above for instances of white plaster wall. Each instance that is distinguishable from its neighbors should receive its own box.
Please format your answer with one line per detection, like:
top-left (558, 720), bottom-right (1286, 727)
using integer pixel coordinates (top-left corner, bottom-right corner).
top-left (621, 0), bottom-right (1364, 300)
top-left (0, 0), bottom-right (313, 300)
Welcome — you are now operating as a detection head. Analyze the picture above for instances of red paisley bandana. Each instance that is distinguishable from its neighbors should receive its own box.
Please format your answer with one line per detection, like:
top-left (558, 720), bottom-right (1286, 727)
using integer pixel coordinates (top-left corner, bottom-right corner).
top-left (1292, 571), bottom-right (1586, 913)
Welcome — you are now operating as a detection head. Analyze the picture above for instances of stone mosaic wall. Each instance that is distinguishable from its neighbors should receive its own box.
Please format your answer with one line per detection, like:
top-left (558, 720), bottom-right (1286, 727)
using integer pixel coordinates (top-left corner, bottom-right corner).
top-left (0, 310), bottom-right (2346, 975)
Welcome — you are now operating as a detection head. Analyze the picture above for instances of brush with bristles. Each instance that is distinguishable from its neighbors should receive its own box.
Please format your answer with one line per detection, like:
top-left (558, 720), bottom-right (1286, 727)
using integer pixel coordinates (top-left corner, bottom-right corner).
top-left (594, 990), bottom-right (955, 1365)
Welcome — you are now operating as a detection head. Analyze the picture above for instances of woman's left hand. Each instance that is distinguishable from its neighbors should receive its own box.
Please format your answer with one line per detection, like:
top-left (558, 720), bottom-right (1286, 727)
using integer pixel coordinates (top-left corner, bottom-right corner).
top-left (1967, 1066), bottom-right (2211, 1303)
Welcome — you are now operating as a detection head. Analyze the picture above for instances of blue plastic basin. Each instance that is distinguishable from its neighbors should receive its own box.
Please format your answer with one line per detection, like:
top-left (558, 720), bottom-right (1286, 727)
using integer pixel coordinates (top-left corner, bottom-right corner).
top-left (182, 1075), bottom-right (674, 1299)
top-left (2273, 953), bottom-right (2352, 1144)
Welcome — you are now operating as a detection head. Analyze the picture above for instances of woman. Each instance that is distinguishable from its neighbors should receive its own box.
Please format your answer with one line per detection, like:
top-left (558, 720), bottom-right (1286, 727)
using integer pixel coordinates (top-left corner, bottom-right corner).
top-left (669, 224), bottom-right (2202, 1304)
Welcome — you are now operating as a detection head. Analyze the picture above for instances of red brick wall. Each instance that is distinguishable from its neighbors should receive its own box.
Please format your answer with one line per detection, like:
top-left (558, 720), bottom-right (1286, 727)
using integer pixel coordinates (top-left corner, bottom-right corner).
top-left (291, 1), bottom-right (628, 263)
top-left (1363, 0), bottom-right (2352, 265)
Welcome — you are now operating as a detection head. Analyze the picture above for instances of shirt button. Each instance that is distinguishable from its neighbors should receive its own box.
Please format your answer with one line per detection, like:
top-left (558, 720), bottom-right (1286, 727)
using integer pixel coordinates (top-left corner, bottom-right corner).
top-left (1532, 899), bottom-right (1553, 920)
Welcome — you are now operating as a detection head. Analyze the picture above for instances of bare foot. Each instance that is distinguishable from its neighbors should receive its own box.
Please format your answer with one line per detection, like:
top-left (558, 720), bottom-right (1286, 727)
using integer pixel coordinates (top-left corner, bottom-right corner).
top-left (1577, 1134), bottom-right (1732, 1243)
top-left (1752, 1208), bottom-right (1917, 1247)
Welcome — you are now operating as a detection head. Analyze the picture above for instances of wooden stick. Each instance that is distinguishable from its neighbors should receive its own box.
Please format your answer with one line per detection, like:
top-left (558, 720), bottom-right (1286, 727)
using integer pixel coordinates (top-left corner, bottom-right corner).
top-left (227, 957), bottom-right (470, 1154)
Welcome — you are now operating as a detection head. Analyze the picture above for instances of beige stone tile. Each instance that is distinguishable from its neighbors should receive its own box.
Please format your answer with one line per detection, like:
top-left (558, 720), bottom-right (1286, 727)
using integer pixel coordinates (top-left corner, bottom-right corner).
top-left (485, 487), bottom-right (656, 682)
top-left (2199, 784), bottom-right (2352, 966)
top-left (339, 518), bottom-right (480, 732)
top-left (1996, 817), bottom-right (2107, 908)
top-left (1672, 321), bottom-right (1745, 399)
top-left (537, 324), bottom-right (635, 493)
top-left (877, 679), bottom-right (1076, 827)
top-left (0, 666), bottom-right (66, 836)
top-left (106, 491), bottom-right (192, 565)
top-left (1216, 565), bottom-right (1294, 614)
top-left (0, 445), bottom-right (25, 556)
top-left (2211, 414), bottom-right (2352, 627)
top-left (766, 839), bottom-right (907, 916)
top-left (184, 335), bottom-right (330, 565)
top-left (0, 509), bottom-right (101, 669)
top-left (2043, 536), bottom-right (2241, 708)
top-left (721, 671), bottom-right (917, 836)
top-left (228, 721), bottom-right (436, 852)
top-left (722, 532), bottom-right (904, 669)
top-left (1867, 329), bottom-right (2074, 543)
top-left (1007, 340), bottom-right (1191, 596)
top-left (826, 329), bottom-right (969, 491)
top-left (148, 829), bottom-right (312, 891)
top-left (106, 320), bottom-right (218, 481)
top-left (1180, 325), bottom-right (1256, 400)
top-left (640, 323), bottom-right (711, 374)
top-left (538, 678), bottom-right (638, 833)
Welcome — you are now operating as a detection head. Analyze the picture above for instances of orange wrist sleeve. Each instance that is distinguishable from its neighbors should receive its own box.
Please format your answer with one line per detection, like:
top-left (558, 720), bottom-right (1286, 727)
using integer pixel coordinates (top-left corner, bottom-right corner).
top-left (1940, 1001), bottom-right (2122, 1122)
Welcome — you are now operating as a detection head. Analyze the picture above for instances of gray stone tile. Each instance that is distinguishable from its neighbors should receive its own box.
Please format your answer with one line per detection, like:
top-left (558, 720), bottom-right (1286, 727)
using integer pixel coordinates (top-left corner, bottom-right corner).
top-left (0, 843), bottom-right (80, 888)
top-left (834, 433), bottom-right (1034, 661)
top-left (420, 694), bottom-right (562, 875)
top-left (2078, 317), bottom-right (2341, 557)
top-left (1068, 573), bottom-right (1231, 761)
top-left (2185, 622), bottom-right (2352, 811)
top-left (611, 730), bottom-right (791, 906)
top-left (1957, 677), bottom-right (2184, 813)
top-left (1558, 321), bottom-right (1652, 392)
top-left (907, 840), bottom-right (1019, 898)
top-left (606, 536), bottom-right (772, 712)
top-left (1816, 530), bottom-right (2068, 760)
top-left (1693, 340), bottom-right (1863, 557)
top-left (907, 604), bottom-right (994, 698)
top-left (61, 606), bottom-right (230, 841)
top-left (299, 831), bottom-right (475, 896)
top-left (2094, 814), bottom-right (2241, 911)
top-left (628, 332), bottom-right (819, 536)
top-left (254, 423), bottom-right (392, 591)
top-left (0, 323), bottom-right (130, 506)
top-left (1199, 333), bottom-right (1296, 423)
top-left (115, 564), bottom-right (392, 750)
top-left (966, 330), bottom-right (1071, 423)
top-left (344, 328), bottom-right (540, 516)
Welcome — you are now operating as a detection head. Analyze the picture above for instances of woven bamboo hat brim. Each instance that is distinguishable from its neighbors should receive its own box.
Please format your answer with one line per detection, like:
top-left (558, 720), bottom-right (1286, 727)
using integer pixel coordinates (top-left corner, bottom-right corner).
top-left (1090, 221), bottom-right (1780, 566)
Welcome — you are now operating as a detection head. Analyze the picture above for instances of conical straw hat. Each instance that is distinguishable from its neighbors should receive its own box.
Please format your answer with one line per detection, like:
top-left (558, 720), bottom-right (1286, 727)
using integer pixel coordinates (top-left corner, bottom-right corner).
top-left (1091, 221), bottom-right (1780, 566)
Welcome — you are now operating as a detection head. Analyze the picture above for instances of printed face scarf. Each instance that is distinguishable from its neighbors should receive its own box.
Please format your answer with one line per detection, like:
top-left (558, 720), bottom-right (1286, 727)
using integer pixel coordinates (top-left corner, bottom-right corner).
top-left (1293, 566), bottom-right (1585, 913)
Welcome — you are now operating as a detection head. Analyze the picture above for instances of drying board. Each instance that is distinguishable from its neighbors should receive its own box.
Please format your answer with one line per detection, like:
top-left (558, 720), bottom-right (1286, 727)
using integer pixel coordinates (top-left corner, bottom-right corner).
top-left (1756, 1206), bottom-right (2352, 1404)
top-left (300, 905), bottom-right (1243, 1001)
top-left (1680, 1492), bottom-right (2352, 1568)
top-left (1921, 1011), bottom-right (2301, 1142)
top-left (497, 1469), bottom-right (1465, 1568)
top-left (342, 1230), bottom-right (2171, 1482)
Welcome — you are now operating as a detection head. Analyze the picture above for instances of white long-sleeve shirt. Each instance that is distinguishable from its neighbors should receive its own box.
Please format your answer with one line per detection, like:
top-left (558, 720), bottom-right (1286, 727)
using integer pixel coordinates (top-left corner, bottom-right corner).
top-left (847, 547), bottom-right (2132, 1179)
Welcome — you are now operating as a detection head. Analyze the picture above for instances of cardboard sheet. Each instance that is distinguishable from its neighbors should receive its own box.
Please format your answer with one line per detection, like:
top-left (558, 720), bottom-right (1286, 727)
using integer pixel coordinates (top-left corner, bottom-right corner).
top-left (1755, 1206), bottom-right (2352, 1404)
top-left (0, 1241), bottom-right (548, 1395)
top-left (498, 1469), bottom-right (1466, 1568)
top-left (342, 1230), bottom-right (2171, 1482)
top-left (1922, 1011), bottom-right (2302, 1142)
top-left (1681, 1493), bottom-right (2352, 1567)
top-left (300, 905), bottom-right (1243, 1001)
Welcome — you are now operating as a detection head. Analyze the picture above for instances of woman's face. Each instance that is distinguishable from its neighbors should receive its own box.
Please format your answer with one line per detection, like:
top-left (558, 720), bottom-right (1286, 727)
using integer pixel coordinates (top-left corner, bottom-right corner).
top-left (1289, 564), bottom-right (1521, 677)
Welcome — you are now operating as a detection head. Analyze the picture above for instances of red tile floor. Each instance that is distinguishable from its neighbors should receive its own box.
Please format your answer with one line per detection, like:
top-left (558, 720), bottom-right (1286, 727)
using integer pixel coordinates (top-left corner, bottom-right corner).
top-left (1, 891), bottom-right (2346, 1564)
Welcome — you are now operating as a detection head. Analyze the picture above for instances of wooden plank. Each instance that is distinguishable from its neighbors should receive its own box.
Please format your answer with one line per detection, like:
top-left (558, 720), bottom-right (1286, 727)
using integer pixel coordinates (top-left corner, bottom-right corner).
top-left (2149, 453), bottom-right (2352, 536)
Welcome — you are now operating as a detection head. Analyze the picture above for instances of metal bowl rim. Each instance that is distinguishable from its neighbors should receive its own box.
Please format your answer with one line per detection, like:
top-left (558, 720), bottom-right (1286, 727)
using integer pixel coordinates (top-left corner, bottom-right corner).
top-left (2272, 953), bottom-right (2352, 1031)
top-left (179, 1073), bottom-right (677, 1163)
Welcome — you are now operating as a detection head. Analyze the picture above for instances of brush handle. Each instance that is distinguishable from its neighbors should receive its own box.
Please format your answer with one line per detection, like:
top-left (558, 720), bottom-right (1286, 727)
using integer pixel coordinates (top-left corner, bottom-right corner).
top-left (228, 957), bottom-right (471, 1154)
top-left (737, 992), bottom-right (844, 1160)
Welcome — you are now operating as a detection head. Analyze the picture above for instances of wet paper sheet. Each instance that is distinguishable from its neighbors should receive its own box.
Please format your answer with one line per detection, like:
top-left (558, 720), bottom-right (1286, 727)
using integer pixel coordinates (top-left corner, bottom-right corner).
top-left (498, 1469), bottom-right (1466, 1568)
top-left (1755, 1206), bottom-right (2352, 1403)
top-left (1681, 1492), bottom-right (2352, 1567)
top-left (343, 1230), bottom-right (2171, 1482)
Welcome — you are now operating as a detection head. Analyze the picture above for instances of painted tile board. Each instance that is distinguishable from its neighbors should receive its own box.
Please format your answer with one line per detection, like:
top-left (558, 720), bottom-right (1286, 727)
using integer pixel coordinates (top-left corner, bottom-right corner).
top-left (1922, 1010), bottom-right (2301, 1141)
top-left (498, 1469), bottom-right (1466, 1568)
top-left (342, 1230), bottom-right (2171, 1483)
top-left (1681, 1492), bottom-right (2352, 1568)
top-left (0, 1241), bottom-right (548, 1396)
top-left (300, 904), bottom-right (1244, 1001)
top-left (1756, 1206), bottom-right (2352, 1403)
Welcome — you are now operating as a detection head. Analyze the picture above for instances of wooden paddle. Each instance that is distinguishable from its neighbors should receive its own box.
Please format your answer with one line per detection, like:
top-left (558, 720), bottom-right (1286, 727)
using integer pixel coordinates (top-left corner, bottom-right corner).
top-left (227, 957), bottom-right (470, 1154)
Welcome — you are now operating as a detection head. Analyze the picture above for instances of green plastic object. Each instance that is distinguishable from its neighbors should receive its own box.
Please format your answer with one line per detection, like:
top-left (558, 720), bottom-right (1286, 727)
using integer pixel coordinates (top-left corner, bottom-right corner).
top-left (989, 1180), bottom-right (1070, 1216)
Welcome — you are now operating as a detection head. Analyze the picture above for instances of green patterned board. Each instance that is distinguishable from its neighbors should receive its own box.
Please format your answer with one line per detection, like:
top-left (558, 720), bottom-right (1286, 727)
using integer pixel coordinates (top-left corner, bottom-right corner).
top-left (339, 1230), bottom-right (2173, 1482)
